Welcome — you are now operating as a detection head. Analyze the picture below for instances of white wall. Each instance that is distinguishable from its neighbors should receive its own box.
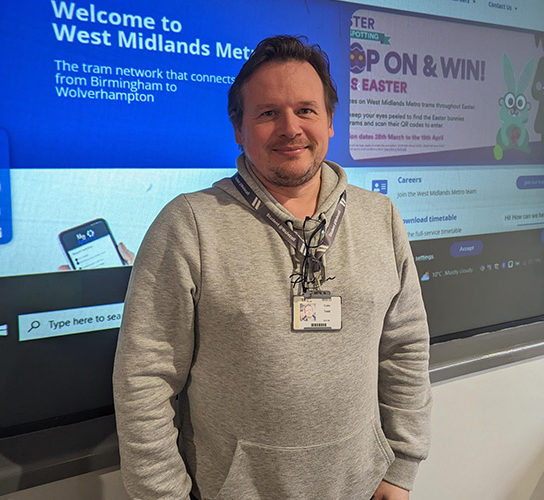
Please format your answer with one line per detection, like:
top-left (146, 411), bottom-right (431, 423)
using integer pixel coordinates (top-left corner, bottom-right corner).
top-left (413, 356), bottom-right (544, 500)
top-left (2, 356), bottom-right (544, 500)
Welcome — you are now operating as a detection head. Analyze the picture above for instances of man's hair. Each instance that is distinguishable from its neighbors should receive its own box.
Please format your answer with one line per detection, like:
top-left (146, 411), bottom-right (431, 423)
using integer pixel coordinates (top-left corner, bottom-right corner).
top-left (228, 35), bottom-right (338, 130)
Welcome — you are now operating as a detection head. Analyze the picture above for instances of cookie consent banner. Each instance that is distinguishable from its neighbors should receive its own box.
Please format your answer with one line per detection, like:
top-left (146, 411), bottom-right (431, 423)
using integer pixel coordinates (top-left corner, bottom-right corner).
top-left (349, 9), bottom-right (543, 163)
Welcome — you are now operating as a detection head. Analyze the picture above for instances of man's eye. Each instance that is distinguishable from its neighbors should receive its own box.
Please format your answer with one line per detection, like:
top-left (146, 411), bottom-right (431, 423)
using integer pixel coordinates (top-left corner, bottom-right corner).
top-left (299, 108), bottom-right (314, 114)
top-left (260, 110), bottom-right (275, 117)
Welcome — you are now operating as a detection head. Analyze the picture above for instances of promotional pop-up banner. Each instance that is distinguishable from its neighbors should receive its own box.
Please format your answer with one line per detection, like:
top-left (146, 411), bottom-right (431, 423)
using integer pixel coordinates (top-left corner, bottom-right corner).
top-left (349, 8), bottom-right (543, 164)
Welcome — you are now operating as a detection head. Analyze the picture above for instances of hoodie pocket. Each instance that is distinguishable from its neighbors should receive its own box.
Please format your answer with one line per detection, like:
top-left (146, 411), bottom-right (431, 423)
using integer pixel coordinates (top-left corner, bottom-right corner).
top-left (213, 420), bottom-right (395, 500)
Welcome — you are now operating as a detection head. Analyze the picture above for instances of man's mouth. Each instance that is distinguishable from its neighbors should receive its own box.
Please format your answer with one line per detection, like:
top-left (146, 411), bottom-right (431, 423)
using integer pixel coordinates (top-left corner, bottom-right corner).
top-left (272, 144), bottom-right (309, 154)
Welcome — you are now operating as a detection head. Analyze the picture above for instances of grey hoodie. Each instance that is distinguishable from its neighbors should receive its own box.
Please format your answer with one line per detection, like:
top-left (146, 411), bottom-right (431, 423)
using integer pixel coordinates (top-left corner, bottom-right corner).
top-left (113, 156), bottom-right (432, 500)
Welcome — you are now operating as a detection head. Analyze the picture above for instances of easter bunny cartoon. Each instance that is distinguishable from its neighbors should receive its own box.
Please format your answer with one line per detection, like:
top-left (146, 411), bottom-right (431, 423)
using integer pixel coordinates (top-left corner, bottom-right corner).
top-left (493, 54), bottom-right (535, 160)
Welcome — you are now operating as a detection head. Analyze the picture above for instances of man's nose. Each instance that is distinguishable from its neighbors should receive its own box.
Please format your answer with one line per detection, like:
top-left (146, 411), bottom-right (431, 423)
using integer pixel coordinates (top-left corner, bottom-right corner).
top-left (277, 111), bottom-right (302, 138)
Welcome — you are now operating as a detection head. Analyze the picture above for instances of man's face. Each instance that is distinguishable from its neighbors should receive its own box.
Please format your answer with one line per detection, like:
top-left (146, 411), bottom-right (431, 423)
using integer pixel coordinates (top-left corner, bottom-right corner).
top-left (234, 60), bottom-right (334, 188)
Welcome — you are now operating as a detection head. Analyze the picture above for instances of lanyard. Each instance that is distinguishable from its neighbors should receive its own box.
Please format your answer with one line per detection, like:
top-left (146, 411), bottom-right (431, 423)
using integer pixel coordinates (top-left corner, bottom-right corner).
top-left (232, 172), bottom-right (346, 259)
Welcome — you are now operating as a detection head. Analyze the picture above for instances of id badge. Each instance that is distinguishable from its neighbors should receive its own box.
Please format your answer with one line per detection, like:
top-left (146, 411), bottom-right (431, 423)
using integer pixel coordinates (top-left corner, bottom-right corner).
top-left (292, 291), bottom-right (342, 331)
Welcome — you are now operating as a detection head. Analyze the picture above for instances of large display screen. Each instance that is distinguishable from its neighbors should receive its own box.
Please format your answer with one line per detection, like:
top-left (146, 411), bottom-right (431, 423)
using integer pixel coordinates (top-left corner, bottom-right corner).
top-left (1, 0), bottom-right (543, 436)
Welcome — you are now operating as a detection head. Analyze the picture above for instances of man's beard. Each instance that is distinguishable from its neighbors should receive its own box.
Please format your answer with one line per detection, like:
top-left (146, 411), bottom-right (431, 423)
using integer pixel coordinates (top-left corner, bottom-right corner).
top-left (267, 157), bottom-right (322, 187)
top-left (244, 145), bottom-right (323, 188)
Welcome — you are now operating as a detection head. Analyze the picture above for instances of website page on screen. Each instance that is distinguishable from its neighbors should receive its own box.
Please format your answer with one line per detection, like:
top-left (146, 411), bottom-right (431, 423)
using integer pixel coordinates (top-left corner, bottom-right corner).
top-left (0, 0), bottom-right (542, 434)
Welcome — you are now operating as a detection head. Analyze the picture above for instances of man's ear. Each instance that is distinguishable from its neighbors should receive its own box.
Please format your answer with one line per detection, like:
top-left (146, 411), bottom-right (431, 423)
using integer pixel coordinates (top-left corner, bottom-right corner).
top-left (234, 125), bottom-right (243, 145)
top-left (328, 115), bottom-right (335, 138)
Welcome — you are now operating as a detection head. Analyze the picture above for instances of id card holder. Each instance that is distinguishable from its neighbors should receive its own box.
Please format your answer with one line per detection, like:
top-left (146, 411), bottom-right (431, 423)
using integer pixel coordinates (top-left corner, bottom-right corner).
top-left (292, 291), bottom-right (342, 331)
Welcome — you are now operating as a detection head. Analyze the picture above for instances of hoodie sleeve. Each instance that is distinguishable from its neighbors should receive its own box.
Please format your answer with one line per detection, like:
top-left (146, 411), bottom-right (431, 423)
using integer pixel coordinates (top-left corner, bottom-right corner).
top-left (113, 195), bottom-right (201, 500)
top-left (378, 201), bottom-right (432, 491)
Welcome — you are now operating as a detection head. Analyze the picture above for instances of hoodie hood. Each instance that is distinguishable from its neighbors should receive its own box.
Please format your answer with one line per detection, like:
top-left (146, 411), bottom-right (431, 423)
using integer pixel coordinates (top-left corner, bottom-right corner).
top-left (214, 154), bottom-right (348, 231)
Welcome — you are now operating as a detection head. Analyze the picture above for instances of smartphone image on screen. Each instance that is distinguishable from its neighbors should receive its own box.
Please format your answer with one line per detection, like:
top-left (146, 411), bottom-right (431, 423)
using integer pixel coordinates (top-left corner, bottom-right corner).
top-left (59, 218), bottom-right (126, 270)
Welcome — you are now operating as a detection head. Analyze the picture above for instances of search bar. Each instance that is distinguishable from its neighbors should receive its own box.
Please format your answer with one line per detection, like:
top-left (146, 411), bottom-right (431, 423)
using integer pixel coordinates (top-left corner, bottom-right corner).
top-left (18, 303), bottom-right (124, 341)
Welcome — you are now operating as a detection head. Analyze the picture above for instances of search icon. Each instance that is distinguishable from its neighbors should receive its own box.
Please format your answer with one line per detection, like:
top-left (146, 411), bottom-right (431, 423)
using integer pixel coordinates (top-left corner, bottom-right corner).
top-left (27, 320), bottom-right (40, 333)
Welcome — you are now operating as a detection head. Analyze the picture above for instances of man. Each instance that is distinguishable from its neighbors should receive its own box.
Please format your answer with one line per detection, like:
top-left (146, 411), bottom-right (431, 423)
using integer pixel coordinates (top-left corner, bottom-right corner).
top-left (301, 304), bottom-right (316, 322)
top-left (113, 35), bottom-right (432, 500)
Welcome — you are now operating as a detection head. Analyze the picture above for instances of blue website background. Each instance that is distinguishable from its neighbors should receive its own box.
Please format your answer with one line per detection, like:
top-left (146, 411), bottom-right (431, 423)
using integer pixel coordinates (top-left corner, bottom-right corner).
top-left (0, 0), bottom-right (354, 169)
top-left (0, 129), bottom-right (12, 244)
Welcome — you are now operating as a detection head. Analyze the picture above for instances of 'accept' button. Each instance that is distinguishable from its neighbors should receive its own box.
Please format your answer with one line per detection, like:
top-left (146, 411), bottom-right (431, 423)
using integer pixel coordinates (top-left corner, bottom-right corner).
top-left (450, 239), bottom-right (483, 258)
top-left (18, 303), bottom-right (124, 341)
